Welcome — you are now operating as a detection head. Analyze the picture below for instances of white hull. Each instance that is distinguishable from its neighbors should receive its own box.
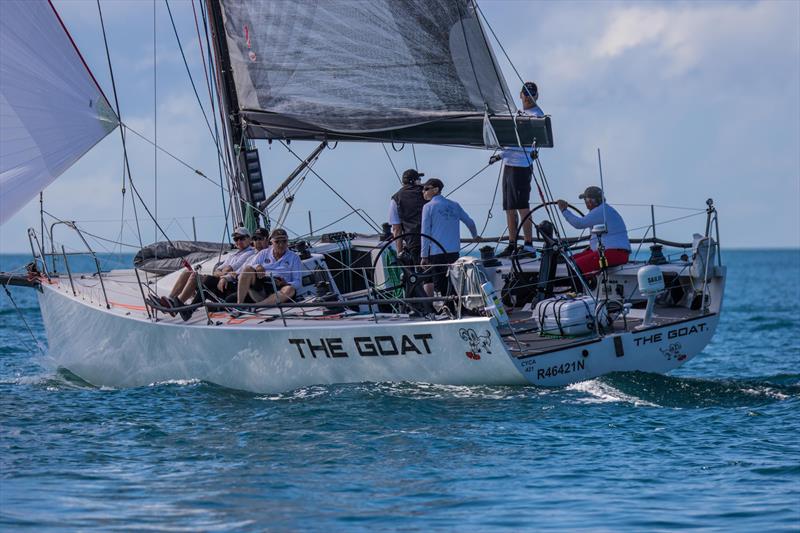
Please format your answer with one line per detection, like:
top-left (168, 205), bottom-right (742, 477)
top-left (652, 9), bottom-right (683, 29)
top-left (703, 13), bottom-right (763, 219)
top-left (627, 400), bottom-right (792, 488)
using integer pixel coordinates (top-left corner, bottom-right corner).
top-left (38, 282), bottom-right (720, 393)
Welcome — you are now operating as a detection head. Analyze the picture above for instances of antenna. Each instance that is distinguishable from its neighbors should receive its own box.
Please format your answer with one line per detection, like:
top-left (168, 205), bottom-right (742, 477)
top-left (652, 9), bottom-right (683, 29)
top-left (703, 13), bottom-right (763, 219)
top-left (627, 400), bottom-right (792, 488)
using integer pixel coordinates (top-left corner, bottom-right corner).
top-left (596, 148), bottom-right (608, 228)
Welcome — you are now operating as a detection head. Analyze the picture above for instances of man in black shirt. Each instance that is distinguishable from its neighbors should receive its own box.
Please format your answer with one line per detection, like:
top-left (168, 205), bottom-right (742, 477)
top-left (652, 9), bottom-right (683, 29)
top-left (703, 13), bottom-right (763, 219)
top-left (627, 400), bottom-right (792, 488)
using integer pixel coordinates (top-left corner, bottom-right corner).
top-left (388, 168), bottom-right (428, 263)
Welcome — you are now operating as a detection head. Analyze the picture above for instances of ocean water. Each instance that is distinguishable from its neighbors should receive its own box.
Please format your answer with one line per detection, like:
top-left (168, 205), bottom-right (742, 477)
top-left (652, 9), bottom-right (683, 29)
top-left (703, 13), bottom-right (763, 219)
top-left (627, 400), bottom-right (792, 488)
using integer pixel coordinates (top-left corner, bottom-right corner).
top-left (1, 250), bottom-right (798, 531)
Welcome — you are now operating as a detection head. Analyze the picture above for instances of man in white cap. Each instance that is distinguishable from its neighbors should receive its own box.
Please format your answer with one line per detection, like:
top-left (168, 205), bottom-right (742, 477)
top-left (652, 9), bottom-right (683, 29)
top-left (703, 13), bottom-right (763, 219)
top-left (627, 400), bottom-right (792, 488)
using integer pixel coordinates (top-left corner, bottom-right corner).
top-left (159, 226), bottom-right (254, 318)
top-left (557, 186), bottom-right (630, 274)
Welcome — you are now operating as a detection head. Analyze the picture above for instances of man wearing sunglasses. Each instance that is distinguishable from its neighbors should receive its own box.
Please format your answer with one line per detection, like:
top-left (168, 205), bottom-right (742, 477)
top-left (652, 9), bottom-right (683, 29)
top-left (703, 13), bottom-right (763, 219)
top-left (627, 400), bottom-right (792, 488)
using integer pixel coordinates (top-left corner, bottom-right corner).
top-left (236, 228), bottom-right (303, 306)
top-left (161, 226), bottom-right (254, 319)
top-left (419, 178), bottom-right (479, 299)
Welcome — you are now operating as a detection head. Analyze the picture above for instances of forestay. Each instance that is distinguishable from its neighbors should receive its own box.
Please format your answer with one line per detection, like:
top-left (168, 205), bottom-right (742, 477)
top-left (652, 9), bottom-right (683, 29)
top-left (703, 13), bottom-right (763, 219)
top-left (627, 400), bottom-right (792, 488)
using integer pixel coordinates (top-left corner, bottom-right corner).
top-left (0, 0), bottom-right (118, 225)
top-left (214, 0), bottom-right (552, 146)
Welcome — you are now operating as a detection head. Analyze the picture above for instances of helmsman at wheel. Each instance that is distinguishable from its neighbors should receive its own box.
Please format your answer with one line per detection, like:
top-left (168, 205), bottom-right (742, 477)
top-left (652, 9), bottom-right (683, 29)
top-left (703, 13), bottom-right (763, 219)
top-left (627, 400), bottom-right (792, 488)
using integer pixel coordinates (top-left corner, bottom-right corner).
top-left (389, 168), bottom-right (428, 263)
top-left (557, 186), bottom-right (630, 274)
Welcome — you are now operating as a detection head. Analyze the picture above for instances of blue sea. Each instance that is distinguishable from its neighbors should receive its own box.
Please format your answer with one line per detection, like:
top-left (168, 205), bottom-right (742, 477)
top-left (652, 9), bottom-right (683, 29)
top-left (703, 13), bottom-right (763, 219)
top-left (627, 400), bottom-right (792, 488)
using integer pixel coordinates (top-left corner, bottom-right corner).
top-left (1, 250), bottom-right (798, 531)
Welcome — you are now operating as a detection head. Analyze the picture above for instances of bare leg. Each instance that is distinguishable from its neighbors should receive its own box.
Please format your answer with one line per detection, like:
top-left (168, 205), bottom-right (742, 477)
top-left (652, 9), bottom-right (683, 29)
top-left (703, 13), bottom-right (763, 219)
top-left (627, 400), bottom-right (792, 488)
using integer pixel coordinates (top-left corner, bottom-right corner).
top-left (260, 286), bottom-right (296, 305)
top-left (177, 272), bottom-right (198, 303)
top-left (518, 208), bottom-right (533, 243)
top-left (505, 210), bottom-right (519, 244)
top-left (169, 270), bottom-right (191, 298)
top-left (423, 282), bottom-right (434, 297)
top-left (237, 267), bottom-right (257, 303)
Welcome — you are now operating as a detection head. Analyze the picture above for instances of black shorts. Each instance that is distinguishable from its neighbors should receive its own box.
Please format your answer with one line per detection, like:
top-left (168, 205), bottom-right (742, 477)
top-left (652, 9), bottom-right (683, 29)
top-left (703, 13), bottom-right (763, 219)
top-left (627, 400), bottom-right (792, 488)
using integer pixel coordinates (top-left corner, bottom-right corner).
top-left (427, 252), bottom-right (460, 296)
top-left (199, 274), bottom-right (237, 300)
top-left (502, 165), bottom-right (532, 210)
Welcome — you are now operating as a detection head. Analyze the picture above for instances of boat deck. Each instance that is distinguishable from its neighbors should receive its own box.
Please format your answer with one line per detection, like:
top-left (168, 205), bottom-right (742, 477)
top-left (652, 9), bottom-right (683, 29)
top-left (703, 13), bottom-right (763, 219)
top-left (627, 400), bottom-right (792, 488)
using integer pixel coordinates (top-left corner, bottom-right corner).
top-left (502, 306), bottom-right (710, 357)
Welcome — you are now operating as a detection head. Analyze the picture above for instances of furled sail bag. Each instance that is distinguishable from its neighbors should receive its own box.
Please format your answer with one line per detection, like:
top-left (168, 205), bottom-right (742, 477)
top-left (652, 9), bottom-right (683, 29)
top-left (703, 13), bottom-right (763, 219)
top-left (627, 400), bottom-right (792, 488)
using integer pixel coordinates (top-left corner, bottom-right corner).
top-left (134, 241), bottom-right (229, 275)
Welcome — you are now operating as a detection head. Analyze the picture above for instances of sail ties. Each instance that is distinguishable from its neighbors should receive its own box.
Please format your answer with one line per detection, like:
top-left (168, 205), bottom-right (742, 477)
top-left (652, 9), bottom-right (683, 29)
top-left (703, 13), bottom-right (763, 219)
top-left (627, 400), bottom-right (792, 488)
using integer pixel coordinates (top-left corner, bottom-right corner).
top-left (482, 107), bottom-right (500, 149)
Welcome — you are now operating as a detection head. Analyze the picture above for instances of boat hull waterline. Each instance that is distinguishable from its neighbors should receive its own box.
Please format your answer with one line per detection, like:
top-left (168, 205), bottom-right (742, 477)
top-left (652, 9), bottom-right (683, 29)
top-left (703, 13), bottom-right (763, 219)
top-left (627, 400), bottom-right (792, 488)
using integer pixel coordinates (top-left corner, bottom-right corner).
top-left (38, 284), bottom-right (719, 393)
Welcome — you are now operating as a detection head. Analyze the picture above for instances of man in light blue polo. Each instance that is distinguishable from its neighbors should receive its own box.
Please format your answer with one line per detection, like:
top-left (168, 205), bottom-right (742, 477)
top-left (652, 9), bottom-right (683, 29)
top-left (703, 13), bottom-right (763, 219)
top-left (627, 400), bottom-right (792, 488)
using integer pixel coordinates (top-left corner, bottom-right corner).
top-left (557, 186), bottom-right (630, 274)
top-left (419, 178), bottom-right (480, 297)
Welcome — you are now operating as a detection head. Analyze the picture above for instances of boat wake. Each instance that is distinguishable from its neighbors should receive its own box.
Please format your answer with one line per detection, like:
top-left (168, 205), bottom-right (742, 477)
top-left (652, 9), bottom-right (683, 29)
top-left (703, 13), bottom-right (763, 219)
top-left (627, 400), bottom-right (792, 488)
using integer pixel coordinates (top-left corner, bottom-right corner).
top-left (581, 371), bottom-right (800, 408)
top-left (6, 366), bottom-right (798, 409)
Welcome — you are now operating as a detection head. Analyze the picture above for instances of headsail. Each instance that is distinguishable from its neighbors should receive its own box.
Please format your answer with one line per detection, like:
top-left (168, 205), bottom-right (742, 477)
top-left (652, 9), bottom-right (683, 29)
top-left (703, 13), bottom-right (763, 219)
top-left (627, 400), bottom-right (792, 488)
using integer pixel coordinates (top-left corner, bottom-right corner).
top-left (0, 0), bottom-right (118, 225)
top-left (212, 0), bottom-right (552, 147)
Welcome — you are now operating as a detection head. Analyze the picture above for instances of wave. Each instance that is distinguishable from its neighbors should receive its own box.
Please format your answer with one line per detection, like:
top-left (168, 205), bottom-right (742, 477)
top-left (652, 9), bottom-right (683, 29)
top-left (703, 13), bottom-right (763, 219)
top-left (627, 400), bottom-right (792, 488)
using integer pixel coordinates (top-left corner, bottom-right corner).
top-left (590, 371), bottom-right (800, 408)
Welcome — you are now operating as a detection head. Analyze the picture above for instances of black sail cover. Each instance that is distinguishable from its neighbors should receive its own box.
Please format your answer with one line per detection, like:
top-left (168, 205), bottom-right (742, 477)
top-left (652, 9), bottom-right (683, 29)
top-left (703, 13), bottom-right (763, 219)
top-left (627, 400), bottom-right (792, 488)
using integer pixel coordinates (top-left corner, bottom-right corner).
top-left (216, 0), bottom-right (553, 147)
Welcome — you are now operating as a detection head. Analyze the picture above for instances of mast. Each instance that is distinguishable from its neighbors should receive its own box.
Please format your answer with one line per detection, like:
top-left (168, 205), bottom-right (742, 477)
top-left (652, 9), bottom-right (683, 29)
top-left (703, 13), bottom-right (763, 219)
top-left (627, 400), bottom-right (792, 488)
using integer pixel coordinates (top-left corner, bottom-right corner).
top-left (206, 0), bottom-right (245, 224)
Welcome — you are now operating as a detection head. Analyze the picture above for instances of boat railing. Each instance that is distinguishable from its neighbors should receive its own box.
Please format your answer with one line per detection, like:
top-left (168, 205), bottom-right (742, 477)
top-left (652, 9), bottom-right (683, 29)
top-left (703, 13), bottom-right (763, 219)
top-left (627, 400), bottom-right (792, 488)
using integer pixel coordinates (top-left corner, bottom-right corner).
top-left (139, 257), bottom-right (477, 326)
top-left (28, 222), bottom-right (111, 309)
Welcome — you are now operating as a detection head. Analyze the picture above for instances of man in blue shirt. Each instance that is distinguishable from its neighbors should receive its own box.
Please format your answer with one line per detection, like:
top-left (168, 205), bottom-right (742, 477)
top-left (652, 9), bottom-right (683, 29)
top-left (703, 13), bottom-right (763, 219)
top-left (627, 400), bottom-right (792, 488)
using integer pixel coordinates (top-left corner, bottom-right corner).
top-left (489, 81), bottom-right (544, 257)
top-left (420, 178), bottom-right (480, 297)
top-left (557, 186), bottom-right (630, 274)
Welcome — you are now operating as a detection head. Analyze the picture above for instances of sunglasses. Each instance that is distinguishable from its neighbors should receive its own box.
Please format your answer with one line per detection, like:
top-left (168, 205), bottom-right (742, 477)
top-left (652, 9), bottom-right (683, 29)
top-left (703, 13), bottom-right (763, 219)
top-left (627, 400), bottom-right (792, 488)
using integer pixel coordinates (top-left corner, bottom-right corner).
top-left (423, 186), bottom-right (437, 191)
top-left (272, 238), bottom-right (288, 244)
top-left (254, 236), bottom-right (267, 241)
top-left (233, 235), bottom-right (248, 242)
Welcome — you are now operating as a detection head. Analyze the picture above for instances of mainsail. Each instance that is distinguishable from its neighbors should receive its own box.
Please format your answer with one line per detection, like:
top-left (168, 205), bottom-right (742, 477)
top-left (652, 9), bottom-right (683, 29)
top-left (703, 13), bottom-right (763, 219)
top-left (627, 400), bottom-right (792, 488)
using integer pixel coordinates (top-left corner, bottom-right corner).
top-left (0, 0), bottom-right (118, 225)
top-left (212, 0), bottom-right (552, 147)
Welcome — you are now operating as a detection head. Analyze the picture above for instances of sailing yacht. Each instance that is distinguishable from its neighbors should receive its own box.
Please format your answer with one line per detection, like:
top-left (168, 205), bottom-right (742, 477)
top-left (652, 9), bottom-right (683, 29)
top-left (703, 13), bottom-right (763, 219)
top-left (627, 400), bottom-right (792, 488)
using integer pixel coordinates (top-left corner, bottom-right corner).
top-left (1, 0), bottom-right (726, 394)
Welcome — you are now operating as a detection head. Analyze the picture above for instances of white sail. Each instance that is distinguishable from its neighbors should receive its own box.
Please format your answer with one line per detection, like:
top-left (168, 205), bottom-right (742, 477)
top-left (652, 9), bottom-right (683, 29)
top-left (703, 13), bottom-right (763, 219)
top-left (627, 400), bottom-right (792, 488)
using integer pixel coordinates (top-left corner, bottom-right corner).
top-left (0, 0), bottom-right (118, 225)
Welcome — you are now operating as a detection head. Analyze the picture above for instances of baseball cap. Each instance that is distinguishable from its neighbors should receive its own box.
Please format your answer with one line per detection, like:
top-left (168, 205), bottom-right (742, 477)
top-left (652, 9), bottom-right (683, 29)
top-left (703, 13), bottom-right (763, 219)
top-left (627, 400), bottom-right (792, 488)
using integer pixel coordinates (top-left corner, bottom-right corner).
top-left (521, 81), bottom-right (538, 101)
top-left (422, 178), bottom-right (444, 191)
top-left (253, 227), bottom-right (269, 239)
top-left (402, 168), bottom-right (424, 183)
top-left (270, 228), bottom-right (289, 240)
top-left (578, 186), bottom-right (603, 201)
top-left (232, 226), bottom-right (251, 238)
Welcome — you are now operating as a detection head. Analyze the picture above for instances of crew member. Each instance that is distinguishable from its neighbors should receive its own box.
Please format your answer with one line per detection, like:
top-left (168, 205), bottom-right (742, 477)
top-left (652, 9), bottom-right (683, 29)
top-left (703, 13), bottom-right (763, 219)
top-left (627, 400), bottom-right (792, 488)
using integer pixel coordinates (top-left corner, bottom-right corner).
top-left (165, 226), bottom-right (254, 312)
top-left (489, 81), bottom-right (544, 257)
top-left (237, 228), bottom-right (303, 306)
top-left (419, 178), bottom-right (480, 298)
top-left (232, 227), bottom-right (271, 303)
top-left (557, 186), bottom-right (630, 274)
top-left (388, 168), bottom-right (427, 263)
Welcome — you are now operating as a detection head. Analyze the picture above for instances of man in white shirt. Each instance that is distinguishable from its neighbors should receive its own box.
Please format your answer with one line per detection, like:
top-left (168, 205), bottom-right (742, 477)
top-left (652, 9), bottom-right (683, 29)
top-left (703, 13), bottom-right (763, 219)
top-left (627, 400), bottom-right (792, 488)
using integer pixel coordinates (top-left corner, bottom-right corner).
top-left (557, 186), bottom-right (631, 274)
top-left (489, 81), bottom-right (544, 257)
top-left (236, 228), bottom-right (303, 305)
top-left (165, 226), bottom-right (254, 307)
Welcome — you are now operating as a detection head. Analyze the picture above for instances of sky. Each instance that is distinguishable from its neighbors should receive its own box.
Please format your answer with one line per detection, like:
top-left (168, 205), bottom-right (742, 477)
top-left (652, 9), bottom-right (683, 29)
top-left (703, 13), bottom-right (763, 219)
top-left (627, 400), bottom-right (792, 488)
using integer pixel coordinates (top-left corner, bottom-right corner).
top-left (1, 0), bottom-right (799, 255)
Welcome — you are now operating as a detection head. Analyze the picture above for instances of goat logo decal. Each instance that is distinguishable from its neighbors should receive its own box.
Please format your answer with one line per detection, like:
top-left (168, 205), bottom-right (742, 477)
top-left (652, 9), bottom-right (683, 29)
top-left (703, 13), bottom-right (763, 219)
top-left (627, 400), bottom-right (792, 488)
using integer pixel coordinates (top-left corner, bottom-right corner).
top-left (459, 328), bottom-right (492, 361)
top-left (659, 342), bottom-right (687, 361)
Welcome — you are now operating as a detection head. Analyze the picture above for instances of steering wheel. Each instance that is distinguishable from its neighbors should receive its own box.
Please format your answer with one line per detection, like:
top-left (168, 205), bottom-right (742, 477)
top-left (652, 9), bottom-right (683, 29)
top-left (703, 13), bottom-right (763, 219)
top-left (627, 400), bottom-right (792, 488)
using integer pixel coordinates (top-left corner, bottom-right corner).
top-left (371, 232), bottom-right (448, 312)
top-left (513, 200), bottom-right (585, 250)
top-left (508, 201), bottom-right (586, 288)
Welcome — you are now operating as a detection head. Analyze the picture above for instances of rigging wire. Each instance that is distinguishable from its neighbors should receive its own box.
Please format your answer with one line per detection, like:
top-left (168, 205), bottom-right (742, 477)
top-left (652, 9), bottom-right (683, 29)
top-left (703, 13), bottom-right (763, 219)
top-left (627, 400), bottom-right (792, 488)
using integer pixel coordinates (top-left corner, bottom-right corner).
top-left (165, 0), bottom-right (234, 243)
top-left (381, 144), bottom-right (402, 184)
top-left (196, 0), bottom-right (233, 241)
top-left (121, 124), bottom-right (227, 191)
top-left (2, 282), bottom-right (46, 357)
top-left (277, 140), bottom-right (382, 232)
top-left (163, 0), bottom-right (215, 140)
top-left (445, 163), bottom-right (492, 198)
top-left (411, 144), bottom-right (419, 170)
top-left (153, 0), bottom-right (158, 244)
top-left (96, 0), bottom-right (144, 248)
top-left (98, 0), bottom-right (176, 248)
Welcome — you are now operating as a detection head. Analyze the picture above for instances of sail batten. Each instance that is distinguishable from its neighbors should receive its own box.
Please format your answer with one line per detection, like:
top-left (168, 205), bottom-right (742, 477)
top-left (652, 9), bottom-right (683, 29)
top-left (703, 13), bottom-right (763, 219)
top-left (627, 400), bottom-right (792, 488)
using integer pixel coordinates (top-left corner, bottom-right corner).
top-left (215, 0), bottom-right (548, 146)
top-left (0, 0), bottom-right (118, 225)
